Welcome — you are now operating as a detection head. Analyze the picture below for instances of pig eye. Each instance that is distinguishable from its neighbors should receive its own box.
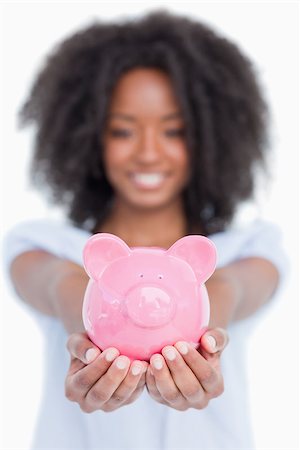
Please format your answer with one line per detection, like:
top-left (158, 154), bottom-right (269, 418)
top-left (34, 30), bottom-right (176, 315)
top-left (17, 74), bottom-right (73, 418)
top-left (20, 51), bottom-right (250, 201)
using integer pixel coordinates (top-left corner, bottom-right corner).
top-left (139, 273), bottom-right (144, 278)
top-left (158, 275), bottom-right (163, 280)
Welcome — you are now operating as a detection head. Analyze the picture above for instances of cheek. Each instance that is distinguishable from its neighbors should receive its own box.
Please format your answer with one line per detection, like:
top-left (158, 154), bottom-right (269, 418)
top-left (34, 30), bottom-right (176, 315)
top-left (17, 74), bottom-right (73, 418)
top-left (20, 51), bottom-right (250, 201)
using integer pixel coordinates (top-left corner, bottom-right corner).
top-left (103, 143), bottom-right (132, 169)
top-left (168, 145), bottom-right (190, 174)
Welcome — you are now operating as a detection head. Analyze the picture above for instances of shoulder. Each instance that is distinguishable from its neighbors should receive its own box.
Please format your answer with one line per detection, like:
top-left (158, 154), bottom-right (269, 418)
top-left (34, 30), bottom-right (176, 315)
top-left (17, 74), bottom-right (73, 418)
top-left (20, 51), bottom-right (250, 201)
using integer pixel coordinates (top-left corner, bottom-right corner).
top-left (5, 218), bottom-right (90, 236)
top-left (209, 219), bottom-right (287, 274)
top-left (3, 218), bottom-right (91, 268)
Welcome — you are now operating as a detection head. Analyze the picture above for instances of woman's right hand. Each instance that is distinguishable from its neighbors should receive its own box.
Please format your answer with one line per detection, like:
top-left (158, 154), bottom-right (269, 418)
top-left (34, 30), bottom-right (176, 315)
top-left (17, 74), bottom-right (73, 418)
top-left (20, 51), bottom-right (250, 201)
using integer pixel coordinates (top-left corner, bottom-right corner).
top-left (65, 333), bottom-right (148, 413)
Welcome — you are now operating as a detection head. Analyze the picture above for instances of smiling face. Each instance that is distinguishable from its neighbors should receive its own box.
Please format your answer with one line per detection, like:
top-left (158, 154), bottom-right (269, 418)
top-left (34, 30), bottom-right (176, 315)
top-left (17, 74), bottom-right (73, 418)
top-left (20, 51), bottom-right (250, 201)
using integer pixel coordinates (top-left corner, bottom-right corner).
top-left (102, 68), bottom-right (190, 211)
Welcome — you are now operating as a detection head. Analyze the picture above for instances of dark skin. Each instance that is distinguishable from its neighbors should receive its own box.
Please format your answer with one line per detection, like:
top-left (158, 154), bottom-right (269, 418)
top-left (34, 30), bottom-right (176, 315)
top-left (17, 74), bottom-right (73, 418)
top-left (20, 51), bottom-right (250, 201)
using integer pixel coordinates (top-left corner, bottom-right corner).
top-left (11, 68), bottom-right (279, 413)
top-left (98, 67), bottom-right (191, 247)
top-left (63, 68), bottom-right (276, 412)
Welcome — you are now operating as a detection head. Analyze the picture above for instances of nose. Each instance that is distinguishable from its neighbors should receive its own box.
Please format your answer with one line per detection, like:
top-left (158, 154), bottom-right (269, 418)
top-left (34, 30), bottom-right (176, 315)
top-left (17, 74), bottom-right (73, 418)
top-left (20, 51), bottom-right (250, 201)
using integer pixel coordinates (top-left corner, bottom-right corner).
top-left (135, 129), bottom-right (162, 164)
top-left (125, 284), bottom-right (175, 327)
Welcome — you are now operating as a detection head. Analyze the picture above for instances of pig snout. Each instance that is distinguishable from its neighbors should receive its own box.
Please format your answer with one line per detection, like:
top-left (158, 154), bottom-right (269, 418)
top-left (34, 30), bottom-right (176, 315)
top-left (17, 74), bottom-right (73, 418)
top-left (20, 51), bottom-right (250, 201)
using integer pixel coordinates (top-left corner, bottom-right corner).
top-left (125, 284), bottom-right (176, 327)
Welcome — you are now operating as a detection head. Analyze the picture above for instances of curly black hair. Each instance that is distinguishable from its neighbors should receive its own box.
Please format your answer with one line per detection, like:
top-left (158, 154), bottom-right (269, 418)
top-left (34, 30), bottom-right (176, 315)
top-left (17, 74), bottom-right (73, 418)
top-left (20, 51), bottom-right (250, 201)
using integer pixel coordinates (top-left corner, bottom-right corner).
top-left (19, 9), bottom-right (269, 236)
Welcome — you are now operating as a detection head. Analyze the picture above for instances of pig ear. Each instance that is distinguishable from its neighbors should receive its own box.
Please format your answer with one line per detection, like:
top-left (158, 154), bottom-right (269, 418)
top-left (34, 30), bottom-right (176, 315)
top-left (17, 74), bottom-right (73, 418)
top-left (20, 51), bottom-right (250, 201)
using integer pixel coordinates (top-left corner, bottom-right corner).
top-left (167, 235), bottom-right (217, 283)
top-left (83, 233), bottom-right (131, 280)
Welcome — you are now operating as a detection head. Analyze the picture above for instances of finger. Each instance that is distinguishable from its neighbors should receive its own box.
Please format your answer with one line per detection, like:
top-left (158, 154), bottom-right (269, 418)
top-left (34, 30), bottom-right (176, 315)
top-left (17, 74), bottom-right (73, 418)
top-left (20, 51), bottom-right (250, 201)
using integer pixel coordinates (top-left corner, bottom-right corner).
top-left (145, 365), bottom-right (164, 403)
top-left (68, 357), bottom-right (86, 377)
top-left (122, 386), bottom-right (144, 405)
top-left (85, 355), bottom-right (131, 406)
top-left (109, 361), bottom-right (148, 405)
top-left (68, 347), bottom-right (120, 399)
top-left (66, 332), bottom-right (101, 365)
top-left (174, 341), bottom-right (220, 395)
top-left (200, 328), bottom-right (229, 360)
top-left (161, 346), bottom-right (206, 404)
top-left (149, 354), bottom-right (183, 406)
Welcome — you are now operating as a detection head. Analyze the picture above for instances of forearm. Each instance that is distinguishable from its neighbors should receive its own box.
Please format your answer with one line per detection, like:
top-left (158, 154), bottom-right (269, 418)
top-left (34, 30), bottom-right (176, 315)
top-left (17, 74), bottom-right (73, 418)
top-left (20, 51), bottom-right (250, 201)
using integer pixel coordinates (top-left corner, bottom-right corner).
top-left (10, 250), bottom-right (88, 334)
top-left (50, 264), bottom-right (88, 334)
top-left (206, 257), bottom-right (279, 329)
top-left (205, 272), bottom-right (240, 329)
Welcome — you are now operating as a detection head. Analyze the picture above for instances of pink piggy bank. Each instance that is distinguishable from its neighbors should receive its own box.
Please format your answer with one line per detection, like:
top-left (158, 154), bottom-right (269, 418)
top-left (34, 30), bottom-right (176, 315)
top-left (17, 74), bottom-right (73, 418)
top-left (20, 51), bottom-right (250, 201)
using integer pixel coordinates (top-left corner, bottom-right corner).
top-left (82, 233), bottom-right (217, 361)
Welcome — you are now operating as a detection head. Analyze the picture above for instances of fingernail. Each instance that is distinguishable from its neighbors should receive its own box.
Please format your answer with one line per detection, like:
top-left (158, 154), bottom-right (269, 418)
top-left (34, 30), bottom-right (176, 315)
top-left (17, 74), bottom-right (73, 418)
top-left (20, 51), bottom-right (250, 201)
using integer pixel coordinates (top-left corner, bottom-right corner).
top-left (152, 357), bottom-right (163, 370)
top-left (105, 348), bottom-right (119, 362)
top-left (164, 348), bottom-right (176, 361)
top-left (176, 342), bottom-right (189, 355)
top-left (206, 335), bottom-right (217, 351)
top-left (116, 356), bottom-right (129, 370)
top-left (131, 364), bottom-right (142, 376)
top-left (85, 348), bottom-right (99, 363)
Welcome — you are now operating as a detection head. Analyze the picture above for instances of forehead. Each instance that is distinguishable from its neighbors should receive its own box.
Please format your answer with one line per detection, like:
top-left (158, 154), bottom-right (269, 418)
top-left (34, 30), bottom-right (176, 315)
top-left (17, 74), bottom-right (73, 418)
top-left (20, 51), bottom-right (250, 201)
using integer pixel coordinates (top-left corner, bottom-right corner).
top-left (107, 67), bottom-right (182, 117)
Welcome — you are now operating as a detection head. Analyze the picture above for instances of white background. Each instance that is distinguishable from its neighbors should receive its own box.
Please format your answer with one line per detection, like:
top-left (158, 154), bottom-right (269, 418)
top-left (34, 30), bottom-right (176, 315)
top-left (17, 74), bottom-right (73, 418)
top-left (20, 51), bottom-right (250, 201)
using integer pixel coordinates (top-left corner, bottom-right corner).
top-left (0, 2), bottom-right (299, 450)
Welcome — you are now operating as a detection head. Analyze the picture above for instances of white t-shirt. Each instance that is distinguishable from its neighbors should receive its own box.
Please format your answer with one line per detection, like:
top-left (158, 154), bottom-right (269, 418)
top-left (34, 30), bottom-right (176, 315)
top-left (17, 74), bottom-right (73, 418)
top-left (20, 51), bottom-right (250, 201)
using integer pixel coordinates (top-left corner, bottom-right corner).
top-left (2, 219), bottom-right (288, 450)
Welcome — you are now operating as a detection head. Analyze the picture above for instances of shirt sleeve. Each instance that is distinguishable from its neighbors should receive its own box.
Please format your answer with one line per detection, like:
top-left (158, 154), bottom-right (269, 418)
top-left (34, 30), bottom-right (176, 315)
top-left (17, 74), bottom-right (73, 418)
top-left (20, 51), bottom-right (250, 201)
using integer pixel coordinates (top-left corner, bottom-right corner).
top-left (2, 219), bottom-right (91, 322)
top-left (2, 219), bottom-right (91, 270)
top-left (210, 218), bottom-right (289, 303)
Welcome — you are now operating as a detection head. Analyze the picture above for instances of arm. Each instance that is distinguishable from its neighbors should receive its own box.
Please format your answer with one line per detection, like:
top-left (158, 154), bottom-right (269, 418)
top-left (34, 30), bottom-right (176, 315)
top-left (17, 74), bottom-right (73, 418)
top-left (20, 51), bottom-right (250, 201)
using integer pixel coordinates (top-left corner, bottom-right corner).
top-left (9, 250), bottom-right (88, 334)
top-left (146, 256), bottom-right (280, 410)
top-left (206, 256), bottom-right (280, 329)
top-left (10, 248), bottom-right (279, 333)
top-left (9, 250), bottom-right (149, 412)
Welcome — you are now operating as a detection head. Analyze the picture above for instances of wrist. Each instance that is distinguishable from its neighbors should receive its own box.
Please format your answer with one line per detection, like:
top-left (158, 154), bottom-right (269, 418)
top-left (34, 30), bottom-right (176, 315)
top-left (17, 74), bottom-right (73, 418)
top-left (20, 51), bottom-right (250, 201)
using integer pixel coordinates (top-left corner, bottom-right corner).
top-left (205, 269), bottom-right (241, 329)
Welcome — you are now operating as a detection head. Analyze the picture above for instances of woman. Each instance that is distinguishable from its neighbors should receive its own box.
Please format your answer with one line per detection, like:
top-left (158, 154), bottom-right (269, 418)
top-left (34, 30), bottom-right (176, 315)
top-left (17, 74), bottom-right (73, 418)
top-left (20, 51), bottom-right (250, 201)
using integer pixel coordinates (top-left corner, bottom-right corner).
top-left (4, 9), bottom-right (286, 449)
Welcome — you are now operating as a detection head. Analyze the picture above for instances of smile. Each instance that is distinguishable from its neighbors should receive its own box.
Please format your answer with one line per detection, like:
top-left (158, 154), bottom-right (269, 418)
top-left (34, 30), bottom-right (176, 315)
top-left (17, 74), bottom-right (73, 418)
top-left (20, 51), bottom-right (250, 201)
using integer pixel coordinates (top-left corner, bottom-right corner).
top-left (130, 173), bottom-right (167, 189)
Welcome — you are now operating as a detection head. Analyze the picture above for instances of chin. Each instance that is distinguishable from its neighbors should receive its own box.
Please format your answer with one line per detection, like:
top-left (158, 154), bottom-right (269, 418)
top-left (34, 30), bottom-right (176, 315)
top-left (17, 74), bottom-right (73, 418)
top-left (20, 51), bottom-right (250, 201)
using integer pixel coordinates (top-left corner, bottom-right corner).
top-left (125, 192), bottom-right (180, 211)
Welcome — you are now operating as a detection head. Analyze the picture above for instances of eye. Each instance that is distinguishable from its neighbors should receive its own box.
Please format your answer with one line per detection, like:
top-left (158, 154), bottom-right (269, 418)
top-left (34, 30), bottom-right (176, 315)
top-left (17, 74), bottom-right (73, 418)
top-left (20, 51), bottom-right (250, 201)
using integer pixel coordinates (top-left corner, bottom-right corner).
top-left (158, 275), bottom-right (163, 280)
top-left (164, 128), bottom-right (185, 138)
top-left (139, 273), bottom-right (144, 278)
top-left (109, 128), bottom-right (133, 138)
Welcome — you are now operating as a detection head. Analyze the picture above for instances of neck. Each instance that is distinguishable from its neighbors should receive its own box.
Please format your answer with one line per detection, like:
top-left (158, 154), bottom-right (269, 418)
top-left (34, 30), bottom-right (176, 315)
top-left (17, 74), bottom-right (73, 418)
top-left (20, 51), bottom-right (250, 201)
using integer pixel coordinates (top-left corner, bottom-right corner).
top-left (95, 197), bottom-right (189, 248)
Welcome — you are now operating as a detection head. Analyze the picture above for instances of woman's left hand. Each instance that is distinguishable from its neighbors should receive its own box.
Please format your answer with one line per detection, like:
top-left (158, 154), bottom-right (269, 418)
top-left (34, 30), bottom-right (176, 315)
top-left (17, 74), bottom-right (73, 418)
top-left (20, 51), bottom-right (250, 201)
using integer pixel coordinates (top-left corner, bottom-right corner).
top-left (146, 328), bottom-right (229, 411)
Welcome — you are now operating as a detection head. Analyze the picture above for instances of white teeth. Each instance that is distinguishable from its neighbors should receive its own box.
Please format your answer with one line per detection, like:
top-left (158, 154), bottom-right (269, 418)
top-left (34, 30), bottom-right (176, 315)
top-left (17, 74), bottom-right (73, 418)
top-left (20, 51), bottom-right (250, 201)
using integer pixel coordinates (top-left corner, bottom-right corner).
top-left (132, 173), bottom-right (165, 186)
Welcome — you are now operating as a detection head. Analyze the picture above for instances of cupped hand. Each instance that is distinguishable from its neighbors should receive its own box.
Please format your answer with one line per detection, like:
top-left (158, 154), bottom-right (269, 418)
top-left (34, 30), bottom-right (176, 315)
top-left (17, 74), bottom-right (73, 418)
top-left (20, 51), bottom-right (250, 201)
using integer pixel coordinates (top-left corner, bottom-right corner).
top-left (65, 333), bottom-right (148, 413)
top-left (146, 328), bottom-right (229, 411)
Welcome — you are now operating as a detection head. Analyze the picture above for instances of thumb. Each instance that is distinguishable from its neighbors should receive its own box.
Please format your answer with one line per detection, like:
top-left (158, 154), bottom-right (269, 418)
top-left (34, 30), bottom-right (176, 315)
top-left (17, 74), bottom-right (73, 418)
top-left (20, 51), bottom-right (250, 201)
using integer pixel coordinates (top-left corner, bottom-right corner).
top-left (200, 327), bottom-right (229, 354)
top-left (66, 332), bottom-right (101, 364)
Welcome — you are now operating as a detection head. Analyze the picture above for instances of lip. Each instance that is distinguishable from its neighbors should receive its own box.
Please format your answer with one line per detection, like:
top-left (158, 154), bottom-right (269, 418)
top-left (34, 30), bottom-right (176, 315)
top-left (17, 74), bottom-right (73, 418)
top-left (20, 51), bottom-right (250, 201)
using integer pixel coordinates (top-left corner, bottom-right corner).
top-left (129, 172), bottom-right (169, 190)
